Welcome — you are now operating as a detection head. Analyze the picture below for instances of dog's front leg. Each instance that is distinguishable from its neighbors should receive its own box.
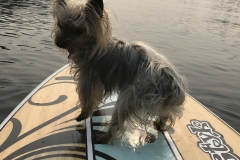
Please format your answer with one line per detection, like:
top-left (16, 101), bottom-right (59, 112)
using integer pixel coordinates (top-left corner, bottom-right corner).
top-left (76, 73), bottom-right (104, 122)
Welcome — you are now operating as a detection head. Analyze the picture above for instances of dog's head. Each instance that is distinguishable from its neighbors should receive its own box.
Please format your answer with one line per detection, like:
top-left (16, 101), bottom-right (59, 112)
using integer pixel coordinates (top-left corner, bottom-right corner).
top-left (51, 0), bottom-right (111, 59)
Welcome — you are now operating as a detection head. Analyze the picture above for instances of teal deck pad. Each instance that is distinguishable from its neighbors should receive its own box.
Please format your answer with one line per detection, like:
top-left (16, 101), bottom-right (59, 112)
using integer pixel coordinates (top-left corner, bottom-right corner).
top-left (91, 94), bottom-right (175, 160)
top-left (94, 133), bottom-right (175, 160)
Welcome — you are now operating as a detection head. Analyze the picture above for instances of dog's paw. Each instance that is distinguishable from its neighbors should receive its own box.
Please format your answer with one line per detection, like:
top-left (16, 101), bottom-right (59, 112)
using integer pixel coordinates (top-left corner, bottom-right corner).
top-left (76, 114), bottom-right (88, 122)
top-left (145, 132), bottom-right (156, 143)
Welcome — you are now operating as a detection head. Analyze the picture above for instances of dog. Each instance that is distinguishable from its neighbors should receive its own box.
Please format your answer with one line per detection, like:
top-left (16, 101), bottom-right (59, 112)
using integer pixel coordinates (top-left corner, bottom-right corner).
top-left (51, 0), bottom-right (187, 144)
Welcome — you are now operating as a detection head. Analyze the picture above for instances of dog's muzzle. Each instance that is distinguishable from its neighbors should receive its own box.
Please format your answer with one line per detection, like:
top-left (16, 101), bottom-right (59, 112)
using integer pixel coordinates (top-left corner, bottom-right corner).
top-left (55, 41), bottom-right (67, 49)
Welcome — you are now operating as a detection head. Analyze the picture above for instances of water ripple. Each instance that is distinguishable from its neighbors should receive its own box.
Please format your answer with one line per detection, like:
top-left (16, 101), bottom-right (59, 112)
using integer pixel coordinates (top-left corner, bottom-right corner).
top-left (0, 46), bottom-right (10, 50)
top-left (0, 61), bottom-right (15, 64)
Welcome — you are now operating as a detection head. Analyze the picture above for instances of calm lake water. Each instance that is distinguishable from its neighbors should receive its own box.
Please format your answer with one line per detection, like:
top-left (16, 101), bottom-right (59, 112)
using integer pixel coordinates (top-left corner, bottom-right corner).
top-left (0, 0), bottom-right (239, 133)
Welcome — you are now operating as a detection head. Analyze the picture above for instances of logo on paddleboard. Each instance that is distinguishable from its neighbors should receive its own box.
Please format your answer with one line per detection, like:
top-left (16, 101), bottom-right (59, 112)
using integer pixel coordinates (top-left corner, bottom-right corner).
top-left (187, 119), bottom-right (239, 160)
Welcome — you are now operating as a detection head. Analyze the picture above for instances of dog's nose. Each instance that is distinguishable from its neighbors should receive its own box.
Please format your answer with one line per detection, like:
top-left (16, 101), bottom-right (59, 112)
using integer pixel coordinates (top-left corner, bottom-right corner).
top-left (55, 41), bottom-right (66, 48)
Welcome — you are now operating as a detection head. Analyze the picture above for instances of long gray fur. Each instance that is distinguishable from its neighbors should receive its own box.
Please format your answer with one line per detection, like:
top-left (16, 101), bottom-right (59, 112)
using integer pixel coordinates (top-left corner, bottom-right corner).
top-left (51, 0), bottom-right (188, 143)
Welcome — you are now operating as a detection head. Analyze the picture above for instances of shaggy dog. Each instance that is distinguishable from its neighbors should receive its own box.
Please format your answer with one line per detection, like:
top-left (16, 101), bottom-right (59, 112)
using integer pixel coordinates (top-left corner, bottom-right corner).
top-left (51, 0), bottom-right (187, 143)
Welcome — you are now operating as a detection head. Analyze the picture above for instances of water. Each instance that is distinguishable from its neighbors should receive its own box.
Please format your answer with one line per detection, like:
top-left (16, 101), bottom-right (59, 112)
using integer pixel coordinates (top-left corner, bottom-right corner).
top-left (0, 0), bottom-right (239, 133)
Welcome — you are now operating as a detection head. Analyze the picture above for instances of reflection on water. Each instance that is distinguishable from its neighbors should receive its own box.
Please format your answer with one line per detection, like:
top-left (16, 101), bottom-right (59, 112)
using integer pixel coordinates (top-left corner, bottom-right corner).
top-left (0, 0), bottom-right (239, 132)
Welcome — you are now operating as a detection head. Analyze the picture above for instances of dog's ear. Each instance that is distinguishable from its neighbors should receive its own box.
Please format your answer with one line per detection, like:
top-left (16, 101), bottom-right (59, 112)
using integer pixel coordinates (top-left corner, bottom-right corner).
top-left (53, 0), bottom-right (67, 10)
top-left (55, 0), bottom-right (67, 6)
top-left (87, 0), bottom-right (104, 17)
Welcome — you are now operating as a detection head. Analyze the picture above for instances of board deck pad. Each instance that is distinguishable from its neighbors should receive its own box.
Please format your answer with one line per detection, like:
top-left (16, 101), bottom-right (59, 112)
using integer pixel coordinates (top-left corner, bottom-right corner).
top-left (0, 64), bottom-right (239, 160)
top-left (92, 96), bottom-right (175, 160)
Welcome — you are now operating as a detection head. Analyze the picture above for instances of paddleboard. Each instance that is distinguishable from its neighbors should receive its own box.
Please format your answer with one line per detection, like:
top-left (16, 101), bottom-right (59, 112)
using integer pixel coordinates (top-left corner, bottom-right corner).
top-left (0, 64), bottom-right (239, 160)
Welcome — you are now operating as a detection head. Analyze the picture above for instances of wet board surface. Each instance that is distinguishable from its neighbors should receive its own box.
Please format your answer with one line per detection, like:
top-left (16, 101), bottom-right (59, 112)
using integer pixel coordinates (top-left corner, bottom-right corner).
top-left (0, 64), bottom-right (239, 160)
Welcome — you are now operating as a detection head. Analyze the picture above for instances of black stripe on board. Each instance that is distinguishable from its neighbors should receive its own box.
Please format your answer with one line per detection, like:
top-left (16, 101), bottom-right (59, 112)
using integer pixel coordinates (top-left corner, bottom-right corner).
top-left (0, 106), bottom-right (81, 159)
top-left (16, 146), bottom-right (86, 160)
top-left (33, 153), bottom-right (86, 160)
top-left (3, 129), bottom-right (87, 160)
top-left (47, 125), bottom-right (85, 135)
top-left (28, 95), bottom-right (68, 106)
top-left (92, 122), bottom-right (108, 126)
top-left (54, 118), bottom-right (77, 126)
top-left (0, 64), bottom-right (69, 131)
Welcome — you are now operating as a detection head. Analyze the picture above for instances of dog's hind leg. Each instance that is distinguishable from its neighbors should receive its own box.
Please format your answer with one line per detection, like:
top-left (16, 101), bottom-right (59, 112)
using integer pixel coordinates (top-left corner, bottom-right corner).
top-left (106, 85), bottom-right (158, 143)
top-left (93, 108), bottom-right (121, 144)
top-left (94, 104), bottom-right (129, 144)
top-left (93, 85), bottom-right (159, 144)
top-left (93, 86), bottom-right (134, 143)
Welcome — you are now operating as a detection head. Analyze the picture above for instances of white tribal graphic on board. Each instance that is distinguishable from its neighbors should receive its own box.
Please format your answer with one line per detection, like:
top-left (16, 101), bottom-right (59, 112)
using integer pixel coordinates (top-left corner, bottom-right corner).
top-left (187, 119), bottom-right (239, 160)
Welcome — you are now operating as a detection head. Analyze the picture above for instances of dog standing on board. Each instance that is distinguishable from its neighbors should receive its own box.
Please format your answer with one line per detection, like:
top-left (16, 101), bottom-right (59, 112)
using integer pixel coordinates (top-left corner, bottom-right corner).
top-left (51, 0), bottom-right (187, 143)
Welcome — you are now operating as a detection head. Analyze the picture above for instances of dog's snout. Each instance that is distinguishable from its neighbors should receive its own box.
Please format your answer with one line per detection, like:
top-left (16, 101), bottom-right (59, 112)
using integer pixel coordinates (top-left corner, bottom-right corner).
top-left (55, 40), bottom-right (67, 48)
top-left (55, 41), bottom-right (63, 48)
